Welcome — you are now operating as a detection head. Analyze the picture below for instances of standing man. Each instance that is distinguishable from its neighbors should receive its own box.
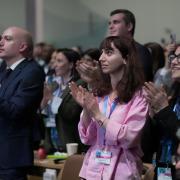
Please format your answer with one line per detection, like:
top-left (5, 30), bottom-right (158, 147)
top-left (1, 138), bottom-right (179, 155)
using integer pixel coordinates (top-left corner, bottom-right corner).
top-left (108, 9), bottom-right (153, 81)
top-left (77, 9), bottom-right (153, 83)
top-left (0, 26), bottom-right (45, 180)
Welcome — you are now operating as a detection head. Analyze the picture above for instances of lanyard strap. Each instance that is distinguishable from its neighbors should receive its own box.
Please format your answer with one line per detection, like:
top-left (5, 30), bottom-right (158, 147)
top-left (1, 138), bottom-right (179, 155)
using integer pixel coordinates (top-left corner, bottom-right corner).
top-left (173, 97), bottom-right (180, 120)
top-left (108, 97), bottom-right (119, 118)
top-left (98, 96), bottom-right (118, 146)
top-left (160, 97), bottom-right (180, 163)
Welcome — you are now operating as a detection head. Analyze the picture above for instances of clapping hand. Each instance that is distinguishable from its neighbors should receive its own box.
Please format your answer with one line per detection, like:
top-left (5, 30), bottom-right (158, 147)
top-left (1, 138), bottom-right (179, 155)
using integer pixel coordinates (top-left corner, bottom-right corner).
top-left (76, 60), bottom-right (101, 84)
top-left (41, 83), bottom-right (53, 108)
top-left (69, 81), bottom-right (86, 107)
top-left (69, 81), bottom-right (101, 119)
top-left (143, 82), bottom-right (169, 114)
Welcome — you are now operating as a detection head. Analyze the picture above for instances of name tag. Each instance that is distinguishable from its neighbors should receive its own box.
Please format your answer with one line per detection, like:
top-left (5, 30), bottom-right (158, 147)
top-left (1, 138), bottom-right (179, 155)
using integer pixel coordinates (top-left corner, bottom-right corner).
top-left (51, 97), bottom-right (62, 114)
top-left (157, 167), bottom-right (172, 180)
top-left (45, 117), bottom-right (56, 127)
top-left (95, 150), bottom-right (112, 165)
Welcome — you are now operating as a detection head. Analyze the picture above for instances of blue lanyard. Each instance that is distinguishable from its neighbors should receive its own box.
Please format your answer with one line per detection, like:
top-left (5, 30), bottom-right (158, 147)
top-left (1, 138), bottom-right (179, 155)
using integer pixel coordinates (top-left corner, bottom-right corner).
top-left (98, 95), bottom-right (118, 146)
top-left (160, 139), bottom-right (172, 163)
top-left (160, 97), bottom-right (180, 163)
top-left (173, 97), bottom-right (180, 120)
top-left (50, 127), bottom-right (61, 150)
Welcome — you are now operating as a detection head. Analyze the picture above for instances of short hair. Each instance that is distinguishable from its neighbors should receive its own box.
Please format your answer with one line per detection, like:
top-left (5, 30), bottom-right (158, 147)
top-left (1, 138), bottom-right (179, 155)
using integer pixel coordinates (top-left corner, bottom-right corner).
top-left (35, 42), bottom-right (46, 47)
top-left (110, 9), bottom-right (136, 36)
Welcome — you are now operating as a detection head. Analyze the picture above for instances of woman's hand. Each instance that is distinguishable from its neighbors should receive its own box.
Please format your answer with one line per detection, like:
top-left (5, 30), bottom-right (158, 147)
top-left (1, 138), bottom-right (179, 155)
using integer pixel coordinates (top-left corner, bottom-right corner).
top-left (69, 81), bottom-right (106, 124)
top-left (69, 81), bottom-right (100, 115)
top-left (83, 91), bottom-right (100, 118)
top-left (76, 60), bottom-right (101, 84)
top-left (41, 83), bottom-right (53, 108)
top-left (69, 81), bottom-right (86, 107)
top-left (165, 43), bottom-right (176, 55)
top-left (143, 82), bottom-right (169, 114)
top-left (83, 91), bottom-right (108, 127)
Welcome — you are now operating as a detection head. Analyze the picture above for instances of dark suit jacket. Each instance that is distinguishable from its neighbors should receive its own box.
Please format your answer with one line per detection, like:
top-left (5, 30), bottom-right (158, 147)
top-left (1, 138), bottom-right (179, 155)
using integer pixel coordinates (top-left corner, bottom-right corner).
top-left (44, 79), bottom-right (88, 153)
top-left (56, 79), bottom-right (88, 153)
top-left (141, 83), bottom-right (180, 163)
top-left (135, 42), bottom-right (153, 81)
top-left (0, 59), bottom-right (45, 169)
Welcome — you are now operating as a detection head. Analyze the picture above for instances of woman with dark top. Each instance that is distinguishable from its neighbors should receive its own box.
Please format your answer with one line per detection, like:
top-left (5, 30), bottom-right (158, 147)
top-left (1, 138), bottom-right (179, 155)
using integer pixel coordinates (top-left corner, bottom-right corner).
top-left (143, 45), bottom-right (180, 179)
top-left (41, 49), bottom-right (87, 153)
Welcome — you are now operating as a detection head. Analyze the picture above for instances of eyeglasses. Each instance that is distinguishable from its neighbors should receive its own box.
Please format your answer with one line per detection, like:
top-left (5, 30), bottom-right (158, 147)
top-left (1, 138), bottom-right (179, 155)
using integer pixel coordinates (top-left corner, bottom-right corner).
top-left (168, 53), bottom-right (180, 63)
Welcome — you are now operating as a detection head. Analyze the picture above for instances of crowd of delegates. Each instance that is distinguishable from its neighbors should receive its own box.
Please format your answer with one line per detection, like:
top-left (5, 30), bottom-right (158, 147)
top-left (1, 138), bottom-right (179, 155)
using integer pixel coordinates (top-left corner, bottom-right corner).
top-left (0, 8), bottom-right (179, 180)
top-left (31, 9), bottom-right (180, 180)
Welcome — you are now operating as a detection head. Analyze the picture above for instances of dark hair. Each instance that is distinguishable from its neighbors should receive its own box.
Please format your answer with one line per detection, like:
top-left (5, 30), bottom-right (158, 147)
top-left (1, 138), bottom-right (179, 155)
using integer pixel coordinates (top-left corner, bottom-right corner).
top-left (98, 36), bottom-right (144, 103)
top-left (110, 9), bottom-right (136, 36)
top-left (82, 48), bottom-right (100, 61)
top-left (144, 42), bottom-right (165, 75)
top-left (42, 44), bottom-right (55, 64)
top-left (56, 48), bottom-right (80, 81)
top-left (35, 42), bottom-right (46, 47)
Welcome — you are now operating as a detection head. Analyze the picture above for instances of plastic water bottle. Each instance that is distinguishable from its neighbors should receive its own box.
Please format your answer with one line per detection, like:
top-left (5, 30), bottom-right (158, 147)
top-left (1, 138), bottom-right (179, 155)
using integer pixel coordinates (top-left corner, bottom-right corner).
top-left (43, 168), bottom-right (56, 180)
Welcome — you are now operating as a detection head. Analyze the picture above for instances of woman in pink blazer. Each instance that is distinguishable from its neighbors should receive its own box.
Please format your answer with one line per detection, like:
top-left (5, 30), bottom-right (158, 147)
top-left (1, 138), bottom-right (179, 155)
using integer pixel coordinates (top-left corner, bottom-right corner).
top-left (70, 36), bottom-right (148, 180)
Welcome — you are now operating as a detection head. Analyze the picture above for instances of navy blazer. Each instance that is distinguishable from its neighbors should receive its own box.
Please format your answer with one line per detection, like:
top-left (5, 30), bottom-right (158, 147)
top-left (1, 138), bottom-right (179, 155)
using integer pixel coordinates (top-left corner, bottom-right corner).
top-left (0, 59), bottom-right (45, 169)
top-left (135, 42), bottom-right (153, 81)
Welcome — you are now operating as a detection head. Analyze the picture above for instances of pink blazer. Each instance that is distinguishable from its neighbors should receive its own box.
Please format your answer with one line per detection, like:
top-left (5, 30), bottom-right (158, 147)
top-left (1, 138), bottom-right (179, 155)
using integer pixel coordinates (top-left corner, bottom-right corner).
top-left (78, 90), bottom-right (148, 180)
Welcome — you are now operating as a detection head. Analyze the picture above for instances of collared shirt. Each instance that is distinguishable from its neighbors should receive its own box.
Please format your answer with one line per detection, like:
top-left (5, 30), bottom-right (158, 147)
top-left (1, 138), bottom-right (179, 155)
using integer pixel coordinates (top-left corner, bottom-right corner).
top-left (78, 90), bottom-right (148, 180)
top-left (8, 58), bottom-right (25, 71)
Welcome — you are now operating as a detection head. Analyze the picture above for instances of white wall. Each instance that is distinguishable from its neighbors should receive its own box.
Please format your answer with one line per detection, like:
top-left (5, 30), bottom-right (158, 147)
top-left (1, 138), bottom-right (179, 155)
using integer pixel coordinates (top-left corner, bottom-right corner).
top-left (83, 0), bottom-right (180, 44)
top-left (0, 0), bottom-right (25, 32)
top-left (0, 0), bottom-right (179, 49)
top-left (44, 0), bottom-right (180, 49)
top-left (44, 0), bottom-right (106, 49)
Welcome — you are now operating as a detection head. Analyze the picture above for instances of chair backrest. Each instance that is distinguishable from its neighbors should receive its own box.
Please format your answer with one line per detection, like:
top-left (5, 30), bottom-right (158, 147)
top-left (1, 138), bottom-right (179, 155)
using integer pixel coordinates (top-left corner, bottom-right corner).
top-left (58, 154), bottom-right (84, 180)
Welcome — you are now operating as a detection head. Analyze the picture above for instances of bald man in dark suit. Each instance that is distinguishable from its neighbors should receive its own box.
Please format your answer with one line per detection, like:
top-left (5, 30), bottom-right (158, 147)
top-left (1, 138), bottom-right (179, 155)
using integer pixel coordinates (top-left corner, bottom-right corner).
top-left (0, 26), bottom-right (45, 180)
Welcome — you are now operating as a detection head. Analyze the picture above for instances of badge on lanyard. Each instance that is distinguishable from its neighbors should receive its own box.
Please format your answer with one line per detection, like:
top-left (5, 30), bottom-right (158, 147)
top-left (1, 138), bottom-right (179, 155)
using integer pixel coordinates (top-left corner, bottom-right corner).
top-left (95, 150), bottom-right (112, 165)
top-left (157, 167), bottom-right (172, 180)
top-left (45, 117), bottom-right (56, 127)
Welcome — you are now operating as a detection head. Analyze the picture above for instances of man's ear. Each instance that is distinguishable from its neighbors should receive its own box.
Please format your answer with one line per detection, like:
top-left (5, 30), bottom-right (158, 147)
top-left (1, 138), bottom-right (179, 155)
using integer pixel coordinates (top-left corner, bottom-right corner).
top-left (19, 42), bottom-right (28, 53)
top-left (127, 23), bottom-right (133, 33)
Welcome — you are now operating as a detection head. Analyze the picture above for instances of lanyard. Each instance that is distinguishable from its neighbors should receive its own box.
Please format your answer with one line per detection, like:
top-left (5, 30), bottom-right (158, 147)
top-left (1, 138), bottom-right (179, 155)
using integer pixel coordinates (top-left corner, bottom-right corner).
top-left (98, 95), bottom-right (118, 146)
top-left (160, 139), bottom-right (172, 163)
top-left (173, 97), bottom-right (180, 120)
top-left (160, 97), bottom-right (180, 163)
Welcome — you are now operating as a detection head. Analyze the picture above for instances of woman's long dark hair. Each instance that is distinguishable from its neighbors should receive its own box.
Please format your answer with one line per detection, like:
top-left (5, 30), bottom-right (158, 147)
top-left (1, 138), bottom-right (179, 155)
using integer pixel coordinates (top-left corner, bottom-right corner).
top-left (97, 36), bottom-right (145, 103)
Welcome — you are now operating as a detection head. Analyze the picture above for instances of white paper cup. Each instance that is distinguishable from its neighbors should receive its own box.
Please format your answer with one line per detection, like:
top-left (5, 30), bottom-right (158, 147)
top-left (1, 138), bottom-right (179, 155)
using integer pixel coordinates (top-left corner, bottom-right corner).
top-left (66, 143), bottom-right (78, 156)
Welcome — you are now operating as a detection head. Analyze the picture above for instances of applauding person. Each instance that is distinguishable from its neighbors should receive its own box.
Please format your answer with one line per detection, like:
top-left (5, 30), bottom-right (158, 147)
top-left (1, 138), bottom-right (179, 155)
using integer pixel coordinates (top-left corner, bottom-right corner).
top-left (70, 36), bottom-right (148, 180)
top-left (143, 45), bottom-right (180, 179)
